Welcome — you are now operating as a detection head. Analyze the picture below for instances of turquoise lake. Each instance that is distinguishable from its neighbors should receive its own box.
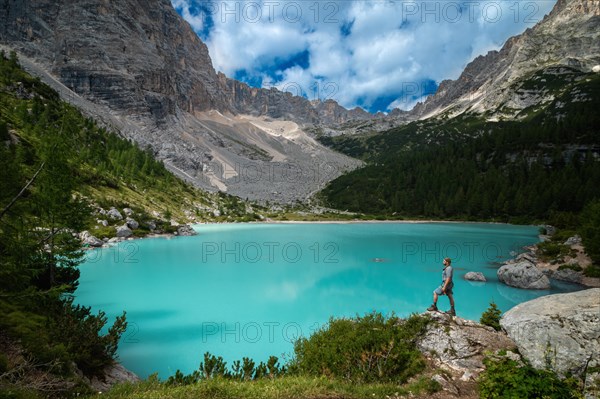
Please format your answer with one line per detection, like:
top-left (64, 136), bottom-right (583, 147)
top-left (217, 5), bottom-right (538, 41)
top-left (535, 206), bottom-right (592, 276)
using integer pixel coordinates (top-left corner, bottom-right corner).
top-left (75, 222), bottom-right (580, 379)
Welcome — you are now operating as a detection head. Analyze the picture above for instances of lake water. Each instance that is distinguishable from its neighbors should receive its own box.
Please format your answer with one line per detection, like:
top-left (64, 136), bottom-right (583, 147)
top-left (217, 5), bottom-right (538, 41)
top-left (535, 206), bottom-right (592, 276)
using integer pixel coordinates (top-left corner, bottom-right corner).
top-left (75, 222), bottom-right (580, 379)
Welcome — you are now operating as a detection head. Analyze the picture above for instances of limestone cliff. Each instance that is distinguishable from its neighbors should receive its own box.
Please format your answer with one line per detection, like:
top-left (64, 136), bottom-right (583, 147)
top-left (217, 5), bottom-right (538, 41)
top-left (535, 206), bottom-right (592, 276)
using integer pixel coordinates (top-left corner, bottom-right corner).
top-left (0, 0), bottom-right (364, 201)
top-left (411, 0), bottom-right (600, 119)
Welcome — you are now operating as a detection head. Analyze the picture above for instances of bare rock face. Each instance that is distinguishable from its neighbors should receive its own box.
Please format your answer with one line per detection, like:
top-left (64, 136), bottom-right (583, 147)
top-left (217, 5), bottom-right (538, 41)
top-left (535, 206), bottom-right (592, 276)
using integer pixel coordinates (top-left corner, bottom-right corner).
top-left (500, 289), bottom-right (600, 392)
top-left (497, 261), bottom-right (551, 290)
top-left (418, 312), bottom-right (516, 378)
top-left (88, 363), bottom-right (140, 393)
top-left (411, 0), bottom-right (600, 118)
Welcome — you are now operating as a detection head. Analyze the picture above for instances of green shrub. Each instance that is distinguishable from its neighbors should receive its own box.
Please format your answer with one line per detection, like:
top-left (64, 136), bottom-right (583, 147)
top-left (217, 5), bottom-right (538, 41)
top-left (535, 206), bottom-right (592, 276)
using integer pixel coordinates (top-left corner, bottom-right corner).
top-left (0, 352), bottom-right (8, 373)
top-left (558, 264), bottom-right (583, 272)
top-left (579, 200), bottom-right (600, 264)
top-left (480, 302), bottom-right (502, 331)
top-left (90, 226), bottom-right (116, 240)
top-left (584, 265), bottom-right (600, 278)
top-left (290, 312), bottom-right (429, 384)
top-left (479, 356), bottom-right (583, 398)
top-left (537, 241), bottom-right (571, 261)
top-left (551, 229), bottom-right (577, 243)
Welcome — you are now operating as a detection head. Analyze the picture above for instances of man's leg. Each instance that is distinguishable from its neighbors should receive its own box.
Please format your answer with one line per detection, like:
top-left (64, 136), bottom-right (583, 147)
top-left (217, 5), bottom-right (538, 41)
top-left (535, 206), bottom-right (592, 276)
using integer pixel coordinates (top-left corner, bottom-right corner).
top-left (447, 292), bottom-right (456, 315)
top-left (448, 292), bottom-right (455, 307)
top-left (428, 288), bottom-right (440, 311)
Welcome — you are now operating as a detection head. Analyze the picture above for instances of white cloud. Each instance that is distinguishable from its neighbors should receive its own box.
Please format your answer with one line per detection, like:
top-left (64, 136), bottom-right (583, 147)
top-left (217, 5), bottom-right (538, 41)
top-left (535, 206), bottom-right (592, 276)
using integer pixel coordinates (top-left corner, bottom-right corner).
top-left (172, 0), bottom-right (558, 112)
top-left (172, 0), bottom-right (206, 32)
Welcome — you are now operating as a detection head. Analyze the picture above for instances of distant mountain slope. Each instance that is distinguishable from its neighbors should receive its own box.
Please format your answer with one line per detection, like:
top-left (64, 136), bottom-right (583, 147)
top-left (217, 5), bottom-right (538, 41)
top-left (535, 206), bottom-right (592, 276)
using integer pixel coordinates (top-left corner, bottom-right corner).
top-left (320, 67), bottom-right (600, 220)
top-left (0, 0), bottom-right (365, 202)
top-left (410, 0), bottom-right (600, 119)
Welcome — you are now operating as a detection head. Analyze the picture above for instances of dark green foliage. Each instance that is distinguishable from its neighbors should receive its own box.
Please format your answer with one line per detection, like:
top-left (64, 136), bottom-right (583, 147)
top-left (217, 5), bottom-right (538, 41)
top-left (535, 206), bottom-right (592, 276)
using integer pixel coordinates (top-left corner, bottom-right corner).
top-left (537, 241), bottom-right (573, 262)
top-left (579, 200), bottom-right (600, 264)
top-left (320, 70), bottom-right (600, 222)
top-left (290, 312), bottom-right (429, 383)
top-left (165, 353), bottom-right (285, 386)
top-left (480, 302), bottom-right (502, 331)
top-left (479, 356), bottom-right (583, 398)
top-left (558, 264), bottom-right (582, 272)
top-left (584, 265), bottom-right (600, 278)
top-left (46, 299), bottom-right (127, 376)
top-left (0, 52), bottom-right (127, 394)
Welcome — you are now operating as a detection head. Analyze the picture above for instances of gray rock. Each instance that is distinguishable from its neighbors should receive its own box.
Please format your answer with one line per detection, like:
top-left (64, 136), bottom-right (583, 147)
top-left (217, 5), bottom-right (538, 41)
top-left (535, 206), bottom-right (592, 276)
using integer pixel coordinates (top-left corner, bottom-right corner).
top-left (460, 370), bottom-right (476, 382)
top-left (543, 225), bottom-right (557, 236)
top-left (146, 220), bottom-right (157, 231)
top-left (177, 225), bottom-right (197, 236)
top-left (584, 371), bottom-right (600, 399)
top-left (107, 207), bottom-right (123, 220)
top-left (123, 208), bottom-right (134, 216)
top-left (564, 235), bottom-right (582, 246)
top-left (464, 271), bottom-right (487, 282)
top-left (108, 237), bottom-right (122, 243)
top-left (115, 224), bottom-right (133, 238)
top-left (500, 289), bottom-right (600, 379)
top-left (97, 219), bottom-right (108, 227)
top-left (497, 261), bottom-right (551, 290)
top-left (88, 363), bottom-right (140, 393)
top-left (79, 231), bottom-right (105, 248)
top-left (85, 235), bottom-right (104, 248)
top-left (515, 252), bottom-right (538, 264)
top-left (126, 218), bottom-right (139, 230)
top-left (431, 373), bottom-right (459, 395)
top-left (552, 268), bottom-right (583, 284)
top-left (417, 312), bottom-right (516, 374)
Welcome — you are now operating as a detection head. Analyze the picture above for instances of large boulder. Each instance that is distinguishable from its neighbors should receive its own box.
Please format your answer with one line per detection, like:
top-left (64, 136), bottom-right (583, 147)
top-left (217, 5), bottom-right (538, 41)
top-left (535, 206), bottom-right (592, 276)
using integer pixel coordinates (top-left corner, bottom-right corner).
top-left (107, 207), bottom-right (123, 220)
top-left (115, 224), bottom-right (133, 238)
top-left (79, 231), bottom-right (104, 248)
top-left (500, 289), bottom-right (600, 380)
top-left (87, 363), bottom-right (140, 393)
top-left (417, 312), bottom-right (516, 379)
top-left (176, 225), bottom-right (197, 236)
top-left (497, 261), bottom-right (551, 289)
top-left (464, 271), bottom-right (487, 282)
top-left (564, 235), bottom-right (582, 246)
top-left (126, 217), bottom-right (139, 230)
top-left (552, 268), bottom-right (583, 284)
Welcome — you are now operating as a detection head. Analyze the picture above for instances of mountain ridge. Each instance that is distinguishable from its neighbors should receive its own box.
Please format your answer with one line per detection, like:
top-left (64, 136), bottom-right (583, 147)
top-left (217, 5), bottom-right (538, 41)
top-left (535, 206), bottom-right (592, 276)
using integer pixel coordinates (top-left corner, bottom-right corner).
top-left (410, 0), bottom-right (600, 119)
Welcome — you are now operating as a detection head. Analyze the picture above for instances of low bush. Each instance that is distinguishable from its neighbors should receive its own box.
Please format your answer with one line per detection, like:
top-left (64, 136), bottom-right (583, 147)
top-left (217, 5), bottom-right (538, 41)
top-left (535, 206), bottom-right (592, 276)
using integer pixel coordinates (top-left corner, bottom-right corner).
top-left (584, 265), bottom-right (600, 278)
top-left (480, 302), bottom-right (502, 331)
top-left (479, 356), bottom-right (583, 398)
top-left (289, 312), bottom-right (429, 384)
top-left (558, 263), bottom-right (583, 272)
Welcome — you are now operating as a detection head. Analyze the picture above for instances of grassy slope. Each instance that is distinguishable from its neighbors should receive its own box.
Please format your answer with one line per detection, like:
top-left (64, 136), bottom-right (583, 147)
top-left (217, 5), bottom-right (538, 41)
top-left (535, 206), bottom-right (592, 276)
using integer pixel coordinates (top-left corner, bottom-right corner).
top-left (0, 52), bottom-right (258, 226)
top-left (95, 375), bottom-right (441, 399)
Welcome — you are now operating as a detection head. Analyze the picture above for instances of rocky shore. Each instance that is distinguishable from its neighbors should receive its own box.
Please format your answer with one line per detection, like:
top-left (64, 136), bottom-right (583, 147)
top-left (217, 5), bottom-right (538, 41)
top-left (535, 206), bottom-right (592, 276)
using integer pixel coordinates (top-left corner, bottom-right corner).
top-left (494, 227), bottom-right (600, 289)
top-left (422, 288), bottom-right (600, 398)
top-left (78, 206), bottom-right (197, 249)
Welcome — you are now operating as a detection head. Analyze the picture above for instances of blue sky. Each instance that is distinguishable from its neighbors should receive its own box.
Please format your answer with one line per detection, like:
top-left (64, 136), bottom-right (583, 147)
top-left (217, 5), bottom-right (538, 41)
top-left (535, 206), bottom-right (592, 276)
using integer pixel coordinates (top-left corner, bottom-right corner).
top-left (172, 0), bottom-right (557, 113)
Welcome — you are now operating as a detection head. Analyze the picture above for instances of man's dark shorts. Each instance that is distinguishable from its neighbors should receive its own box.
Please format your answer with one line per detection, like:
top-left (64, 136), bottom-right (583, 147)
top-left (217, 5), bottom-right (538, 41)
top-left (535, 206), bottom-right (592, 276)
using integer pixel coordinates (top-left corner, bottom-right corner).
top-left (434, 286), bottom-right (453, 296)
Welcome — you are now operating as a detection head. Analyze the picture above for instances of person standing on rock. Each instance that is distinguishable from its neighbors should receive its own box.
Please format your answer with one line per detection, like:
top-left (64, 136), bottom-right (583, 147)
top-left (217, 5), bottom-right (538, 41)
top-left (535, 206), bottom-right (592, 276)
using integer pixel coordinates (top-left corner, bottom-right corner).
top-left (427, 257), bottom-right (456, 316)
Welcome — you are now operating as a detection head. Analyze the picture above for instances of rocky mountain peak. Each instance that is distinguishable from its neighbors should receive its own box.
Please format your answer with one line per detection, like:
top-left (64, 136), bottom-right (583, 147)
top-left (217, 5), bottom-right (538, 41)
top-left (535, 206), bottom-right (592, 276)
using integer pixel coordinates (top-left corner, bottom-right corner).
top-left (0, 0), bottom-right (365, 202)
top-left (410, 0), bottom-right (600, 119)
